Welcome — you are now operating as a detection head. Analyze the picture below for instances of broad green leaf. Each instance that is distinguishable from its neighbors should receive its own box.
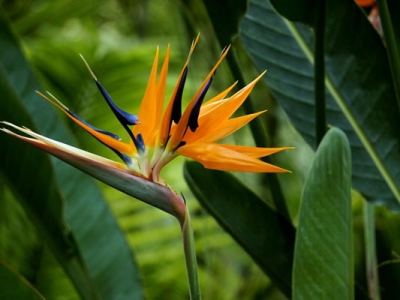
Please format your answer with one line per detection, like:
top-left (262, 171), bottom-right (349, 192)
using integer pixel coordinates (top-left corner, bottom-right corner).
top-left (0, 259), bottom-right (45, 300)
top-left (240, 0), bottom-right (400, 209)
top-left (376, 0), bottom-right (400, 111)
top-left (270, 0), bottom-right (314, 25)
top-left (0, 63), bottom-right (97, 299)
top-left (0, 10), bottom-right (143, 299)
top-left (202, 0), bottom-right (247, 46)
top-left (184, 161), bottom-right (295, 297)
top-left (293, 128), bottom-right (353, 299)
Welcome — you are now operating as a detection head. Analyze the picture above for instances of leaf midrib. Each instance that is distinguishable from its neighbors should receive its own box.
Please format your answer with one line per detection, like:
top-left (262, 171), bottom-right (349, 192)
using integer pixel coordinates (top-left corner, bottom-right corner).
top-left (283, 18), bottom-right (400, 203)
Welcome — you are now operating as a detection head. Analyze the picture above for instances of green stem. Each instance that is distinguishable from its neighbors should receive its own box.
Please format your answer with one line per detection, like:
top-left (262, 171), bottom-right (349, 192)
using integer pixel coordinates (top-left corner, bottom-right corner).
top-left (376, 0), bottom-right (400, 115)
top-left (181, 205), bottom-right (201, 300)
top-left (364, 201), bottom-right (381, 300)
top-left (314, 0), bottom-right (327, 146)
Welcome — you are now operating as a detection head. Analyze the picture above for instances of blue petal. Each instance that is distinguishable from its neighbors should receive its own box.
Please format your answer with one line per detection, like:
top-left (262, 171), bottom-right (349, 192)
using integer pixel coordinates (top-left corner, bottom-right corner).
top-left (171, 66), bottom-right (188, 124)
top-left (136, 133), bottom-right (145, 152)
top-left (94, 79), bottom-right (145, 153)
top-left (68, 111), bottom-right (121, 140)
top-left (187, 46), bottom-right (228, 132)
top-left (67, 110), bottom-right (132, 164)
top-left (114, 151), bottom-right (132, 165)
top-left (95, 80), bottom-right (139, 126)
top-left (188, 76), bottom-right (214, 132)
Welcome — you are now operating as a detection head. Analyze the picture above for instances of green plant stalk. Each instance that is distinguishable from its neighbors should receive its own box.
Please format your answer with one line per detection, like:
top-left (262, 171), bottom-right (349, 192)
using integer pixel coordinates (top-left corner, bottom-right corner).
top-left (180, 204), bottom-right (201, 300)
top-left (314, 0), bottom-right (327, 146)
top-left (376, 0), bottom-right (400, 115)
top-left (364, 201), bottom-right (381, 300)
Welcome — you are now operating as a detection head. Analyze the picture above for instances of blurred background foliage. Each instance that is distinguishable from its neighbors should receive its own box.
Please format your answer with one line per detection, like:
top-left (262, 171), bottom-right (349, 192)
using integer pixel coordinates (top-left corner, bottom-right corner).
top-left (2, 0), bottom-right (400, 299)
top-left (0, 0), bottom-right (306, 299)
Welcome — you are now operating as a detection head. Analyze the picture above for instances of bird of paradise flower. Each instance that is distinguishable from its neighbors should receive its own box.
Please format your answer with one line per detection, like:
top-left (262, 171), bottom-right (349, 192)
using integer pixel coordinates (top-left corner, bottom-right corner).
top-left (1, 35), bottom-right (292, 299)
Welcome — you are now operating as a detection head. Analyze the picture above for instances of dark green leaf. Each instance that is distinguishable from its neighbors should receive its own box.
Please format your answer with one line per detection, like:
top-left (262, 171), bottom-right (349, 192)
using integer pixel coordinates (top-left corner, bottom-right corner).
top-left (270, 0), bottom-right (315, 25)
top-left (293, 127), bottom-right (353, 299)
top-left (0, 259), bottom-right (46, 300)
top-left (0, 62), bottom-right (97, 300)
top-left (0, 10), bottom-right (143, 299)
top-left (202, 0), bottom-right (247, 45)
top-left (184, 162), bottom-right (295, 297)
top-left (240, 0), bottom-right (400, 209)
top-left (376, 0), bottom-right (400, 113)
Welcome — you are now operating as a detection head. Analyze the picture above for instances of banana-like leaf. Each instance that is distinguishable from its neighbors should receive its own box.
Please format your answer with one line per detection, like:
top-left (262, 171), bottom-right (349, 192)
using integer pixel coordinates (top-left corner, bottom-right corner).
top-left (0, 10), bottom-right (143, 299)
top-left (240, 0), bottom-right (400, 209)
top-left (184, 161), bottom-right (295, 297)
top-left (0, 63), bottom-right (98, 299)
top-left (202, 0), bottom-right (247, 46)
top-left (293, 128), bottom-right (353, 299)
top-left (375, 0), bottom-right (400, 110)
top-left (0, 259), bottom-right (46, 300)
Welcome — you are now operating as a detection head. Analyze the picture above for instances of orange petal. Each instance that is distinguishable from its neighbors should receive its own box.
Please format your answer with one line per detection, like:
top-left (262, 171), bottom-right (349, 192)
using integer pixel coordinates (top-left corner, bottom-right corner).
top-left (37, 92), bottom-right (133, 154)
top-left (167, 45), bottom-right (231, 150)
top-left (133, 47), bottom-right (159, 146)
top-left (152, 45), bottom-right (171, 142)
top-left (184, 111), bottom-right (265, 144)
top-left (198, 71), bottom-right (265, 126)
top-left (158, 35), bottom-right (200, 147)
top-left (216, 144), bottom-right (294, 158)
top-left (177, 143), bottom-right (289, 173)
top-left (200, 81), bottom-right (238, 114)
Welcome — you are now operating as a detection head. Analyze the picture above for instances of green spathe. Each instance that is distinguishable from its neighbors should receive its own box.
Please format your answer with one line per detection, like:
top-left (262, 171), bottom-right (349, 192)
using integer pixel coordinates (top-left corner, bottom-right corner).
top-left (293, 128), bottom-right (353, 299)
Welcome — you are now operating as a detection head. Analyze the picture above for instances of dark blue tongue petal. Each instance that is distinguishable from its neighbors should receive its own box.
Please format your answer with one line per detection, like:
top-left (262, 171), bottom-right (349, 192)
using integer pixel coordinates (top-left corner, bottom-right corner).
top-left (136, 133), bottom-right (145, 152)
top-left (94, 79), bottom-right (144, 153)
top-left (68, 110), bottom-right (121, 140)
top-left (186, 45), bottom-right (228, 133)
top-left (80, 55), bottom-right (143, 153)
top-left (94, 80), bottom-right (139, 126)
top-left (67, 110), bottom-right (132, 163)
top-left (188, 75), bottom-right (214, 132)
top-left (171, 66), bottom-right (188, 124)
top-left (114, 151), bottom-right (132, 165)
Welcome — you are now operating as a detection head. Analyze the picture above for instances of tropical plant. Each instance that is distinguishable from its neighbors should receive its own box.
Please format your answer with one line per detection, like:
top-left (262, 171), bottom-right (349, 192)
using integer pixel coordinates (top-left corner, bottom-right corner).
top-left (1, 0), bottom-right (400, 299)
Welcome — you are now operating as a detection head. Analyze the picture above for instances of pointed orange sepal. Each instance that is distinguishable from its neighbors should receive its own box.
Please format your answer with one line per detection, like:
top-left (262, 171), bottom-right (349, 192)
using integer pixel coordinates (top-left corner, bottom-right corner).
top-left (216, 144), bottom-right (294, 158)
top-left (37, 92), bottom-right (133, 154)
top-left (133, 47), bottom-right (160, 147)
top-left (198, 82), bottom-right (238, 116)
top-left (167, 44), bottom-right (231, 151)
top-left (198, 71), bottom-right (265, 125)
top-left (177, 143), bottom-right (289, 173)
top-left (183, 111), bottom-right (265, 144)
top-left (157, 35), bottom-right (200, 147)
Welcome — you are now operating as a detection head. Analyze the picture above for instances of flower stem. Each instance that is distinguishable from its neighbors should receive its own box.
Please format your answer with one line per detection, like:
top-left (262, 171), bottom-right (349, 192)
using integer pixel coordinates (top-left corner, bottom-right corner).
top-left (314, 0), bottom-right (327, 146)
top-left (364, 201), bottom-right (381, 300)
top-left (181, 204), bottom-right (201, 300)
top-left (376, 0), bottom-right (400, 116)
